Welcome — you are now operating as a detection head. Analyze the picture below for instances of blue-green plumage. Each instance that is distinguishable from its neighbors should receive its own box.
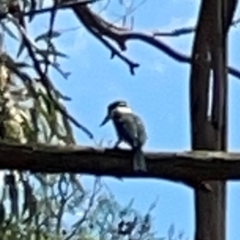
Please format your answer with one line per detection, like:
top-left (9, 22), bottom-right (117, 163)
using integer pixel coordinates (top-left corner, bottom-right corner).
top-left (100, 101), bottom-right (147, 172)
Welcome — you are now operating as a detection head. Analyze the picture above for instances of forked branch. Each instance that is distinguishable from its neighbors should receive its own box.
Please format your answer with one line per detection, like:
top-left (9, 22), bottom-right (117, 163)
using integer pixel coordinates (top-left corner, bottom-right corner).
top-left (70, 4), bottom-right (240, 79)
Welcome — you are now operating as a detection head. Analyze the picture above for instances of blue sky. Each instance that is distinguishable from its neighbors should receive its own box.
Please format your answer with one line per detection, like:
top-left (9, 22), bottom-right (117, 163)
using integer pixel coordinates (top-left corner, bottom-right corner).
top-left (5, 0), bottom-right (240, 239)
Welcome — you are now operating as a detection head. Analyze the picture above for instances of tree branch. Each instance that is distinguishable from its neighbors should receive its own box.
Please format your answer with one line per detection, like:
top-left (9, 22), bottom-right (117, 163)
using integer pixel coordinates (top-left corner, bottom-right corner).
top-left (0, 0), bottom-right (99, 20)
top-left (1, 141), bottom-right (240, 181)
top-left (152, 17), bottom-right (240, 37)
top-left (70, 5), bottom-right (240, 79)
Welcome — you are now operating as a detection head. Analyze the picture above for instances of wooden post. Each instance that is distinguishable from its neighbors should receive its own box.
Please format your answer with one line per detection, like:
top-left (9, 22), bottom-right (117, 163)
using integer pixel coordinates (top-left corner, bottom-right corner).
top-left (189, 0), bottom-right (237, 239)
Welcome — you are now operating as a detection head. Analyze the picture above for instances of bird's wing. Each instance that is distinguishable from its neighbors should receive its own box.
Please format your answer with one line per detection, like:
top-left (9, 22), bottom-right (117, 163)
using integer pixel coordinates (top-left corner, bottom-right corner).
top-left (134, 115), bottom-right (147, 145)
top-left (118, 114), bottom-right (146, 148)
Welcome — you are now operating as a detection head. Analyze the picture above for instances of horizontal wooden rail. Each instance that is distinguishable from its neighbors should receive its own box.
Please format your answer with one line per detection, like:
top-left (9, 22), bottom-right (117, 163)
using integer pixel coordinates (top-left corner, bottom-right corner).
top-left (0, 141), bottom-right (240, 181)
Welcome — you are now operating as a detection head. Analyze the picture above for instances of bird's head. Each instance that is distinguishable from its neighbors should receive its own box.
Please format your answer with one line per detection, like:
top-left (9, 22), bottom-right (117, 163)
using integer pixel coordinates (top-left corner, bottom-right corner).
top-left (100, 100), bottom-right (132, 127)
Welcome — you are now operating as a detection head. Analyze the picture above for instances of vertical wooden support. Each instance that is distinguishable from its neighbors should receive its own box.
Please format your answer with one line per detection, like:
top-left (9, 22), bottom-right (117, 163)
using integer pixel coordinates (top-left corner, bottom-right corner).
top-left (190, 4), bottom-right (215, 240)
top-left (189, 0), bottom-right (237, 239)
top-left (209, 1), bottom-right (227, 240)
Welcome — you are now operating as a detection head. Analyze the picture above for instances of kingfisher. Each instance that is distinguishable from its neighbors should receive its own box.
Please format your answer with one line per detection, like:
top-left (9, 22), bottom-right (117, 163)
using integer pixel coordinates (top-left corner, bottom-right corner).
top-left (100, 100), bottom-right (147, 172)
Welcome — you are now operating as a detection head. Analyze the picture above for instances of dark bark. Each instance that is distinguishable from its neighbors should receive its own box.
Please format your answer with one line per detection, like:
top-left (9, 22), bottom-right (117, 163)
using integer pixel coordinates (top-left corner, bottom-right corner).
top-left (191, 0), bottom-right (238, 240)
top-left (1, 141), bottom-right (240, 181)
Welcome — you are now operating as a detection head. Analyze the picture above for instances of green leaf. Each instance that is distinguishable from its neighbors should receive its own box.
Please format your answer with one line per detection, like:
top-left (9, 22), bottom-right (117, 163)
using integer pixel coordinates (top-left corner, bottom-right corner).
top-left (28, 0), bottom-right (37, 22)
top-left (61, 109), bottom-right (75, 143)
top-left (16, 41), bottom-right (26, 58)
top-left (35, 30), bottom-right (61, 42)
top-left (38, 91), bottom-right (60, 139)
top-left (0, 202), bottom-right (5, 225)
top-left (15, 62), bottom-right (31, 68)
top-left (119, 198), bottom-right (134, 217)
top-left (148, 196), bottom-right (159, 213)
top-left (22, 0), bottom-right (31, 10)
top-left (38, 0), bottom-right (44, 10)
top-left (50, 50), bottom-right (69, 58)
top-left (168, 224), bottom-right (175, 240)
top-left (37, 48), bottom-right (68, 59)
top-left (0, 22), bottom-right (18, 40)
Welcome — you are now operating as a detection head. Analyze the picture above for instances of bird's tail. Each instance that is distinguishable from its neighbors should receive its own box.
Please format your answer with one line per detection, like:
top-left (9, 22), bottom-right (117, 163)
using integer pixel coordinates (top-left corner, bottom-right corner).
top-left (133, 148), bottom-right (147, 172)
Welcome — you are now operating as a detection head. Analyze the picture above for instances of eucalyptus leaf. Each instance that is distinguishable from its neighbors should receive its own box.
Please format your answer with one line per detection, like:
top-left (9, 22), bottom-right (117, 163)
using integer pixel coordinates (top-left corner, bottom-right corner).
top-left (15, 62), bottom-right (31, 68)
top-left (50, 50), bottom-right (69, 58)
top-left (22, 0), bottom-right (31, 10)
top-left (28, 0), bottom-right (37, 22)
top-left (37, 56), bottom-right (71, 80)
top-left (35, 30), bottom-right (61, 42)
top-left (0, 202), bottom-right (5, 224)
top-left (16, 41), bottom-right (26, 58)
top-left (168, 224), bottom-right (175, 240)
top-left (38, 92), bottom-right (59, 139)
top-left (40, 116), bottom-right (49, 142)
top-left (36, 48), bottom-right (68, 59)
top-left (38, 0), bottom-right (45, 10)
top-left (61, 110), bottom-right (75, 143)
top-left (0, 22), bottom-right (18, 40)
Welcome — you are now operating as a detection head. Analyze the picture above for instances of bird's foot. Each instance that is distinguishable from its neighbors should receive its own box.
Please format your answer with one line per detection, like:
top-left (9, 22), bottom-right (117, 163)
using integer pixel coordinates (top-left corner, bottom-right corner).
top-left (113, 142), bottom-right (121, 149)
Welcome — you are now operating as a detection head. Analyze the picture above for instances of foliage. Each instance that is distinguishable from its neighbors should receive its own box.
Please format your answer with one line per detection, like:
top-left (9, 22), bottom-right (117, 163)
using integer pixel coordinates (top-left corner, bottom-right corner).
top-left (0, 0), bottom-right (190, 239)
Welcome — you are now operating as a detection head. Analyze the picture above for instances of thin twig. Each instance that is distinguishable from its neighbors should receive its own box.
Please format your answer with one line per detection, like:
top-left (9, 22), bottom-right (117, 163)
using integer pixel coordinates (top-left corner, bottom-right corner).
top-left (85, 25), bottom-right (139, 74)
top-left (0, 0), bottom-right (99, 20)
top-left (65, 178), bottom-right (101, 240)
top-left (152, 17), bottom-right (240, 37)
top-left (43, 0), bottom-right (59, 77)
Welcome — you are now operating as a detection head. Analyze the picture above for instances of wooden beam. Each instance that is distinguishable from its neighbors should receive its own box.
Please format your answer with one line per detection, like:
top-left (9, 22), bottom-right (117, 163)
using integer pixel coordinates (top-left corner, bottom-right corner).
top-left (1, 142), bottom-right (240, 181)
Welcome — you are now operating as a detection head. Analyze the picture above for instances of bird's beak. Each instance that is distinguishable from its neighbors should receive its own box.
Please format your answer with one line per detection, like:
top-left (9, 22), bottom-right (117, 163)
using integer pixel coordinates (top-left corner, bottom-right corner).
top-left (99, 115), bottom-right (110, 127)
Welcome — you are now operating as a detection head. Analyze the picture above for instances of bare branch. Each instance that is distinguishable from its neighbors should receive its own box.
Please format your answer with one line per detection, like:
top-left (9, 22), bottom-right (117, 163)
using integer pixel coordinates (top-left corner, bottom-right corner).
top-left (79, 14), bottom-right (139, 74)
top-left (152, 17), bottom-right (240, 37)
top-left (153, 27), bottom-right (195, 37)
top-left (71, 5), bottom-right (240, 79)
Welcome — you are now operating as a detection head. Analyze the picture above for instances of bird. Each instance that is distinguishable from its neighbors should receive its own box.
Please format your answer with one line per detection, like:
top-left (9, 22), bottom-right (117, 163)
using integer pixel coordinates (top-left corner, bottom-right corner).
top-left (100, 100), bottom-right (147, 172)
